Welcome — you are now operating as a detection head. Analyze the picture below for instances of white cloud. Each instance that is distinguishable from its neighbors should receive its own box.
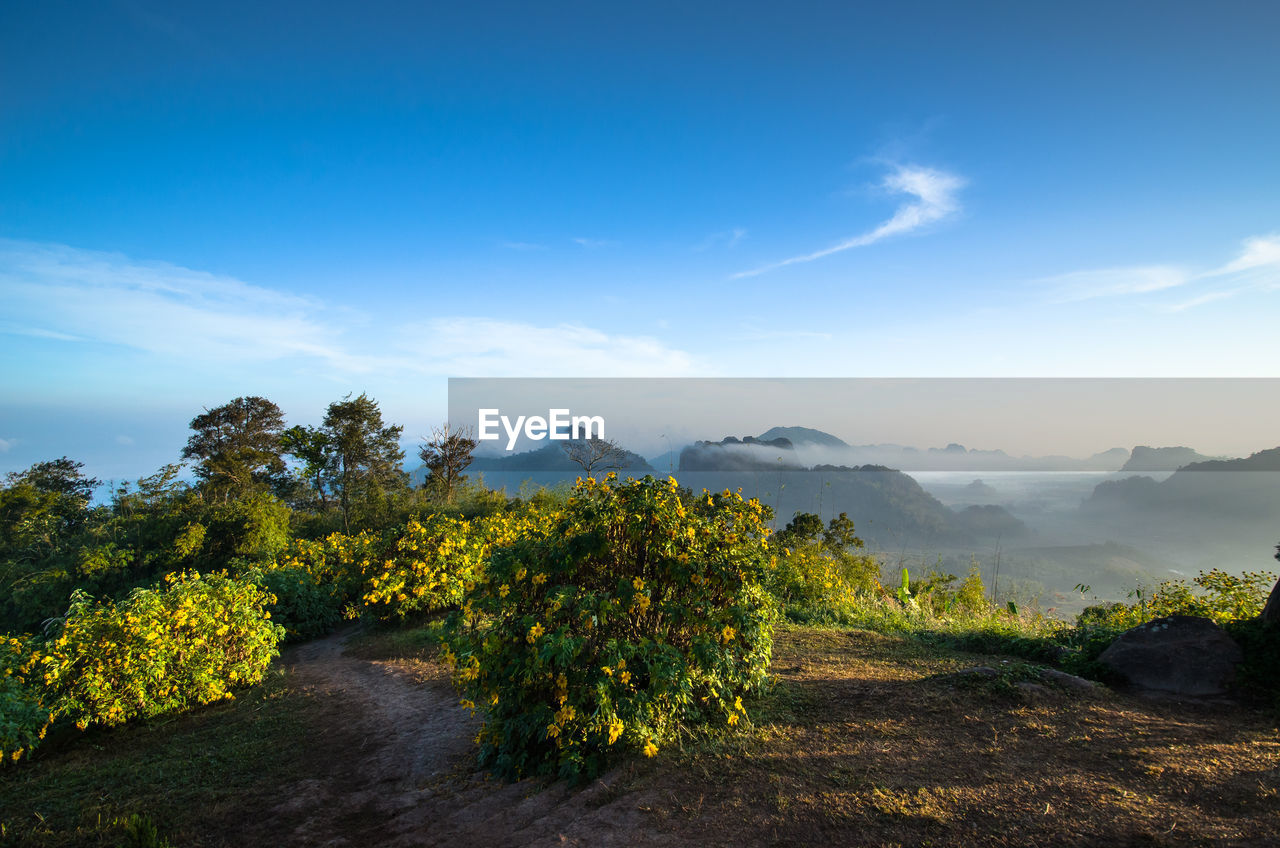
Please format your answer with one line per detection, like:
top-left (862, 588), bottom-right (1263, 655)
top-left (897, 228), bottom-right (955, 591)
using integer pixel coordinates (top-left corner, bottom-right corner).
top-left (0, 239), bottom-right (381, 372)
top-left (1037, 233), bottom-right (1280, 310)
top-left (1042, 265), bottom-right (1190, 302)
top-left (571, 237), bottom-right (619, 249)
top-left (396, 318), bottom-right (698, 377)
top-left (115, 435), bottom-right (135, 446)
top-left (0, 437), bottom-right (13, 453)
top-left (0, 240), bottom-right (699, 386)
top-left (693, 228), bottom-right (747, 252)
top-left (732, 163), bottom-right (965, 279)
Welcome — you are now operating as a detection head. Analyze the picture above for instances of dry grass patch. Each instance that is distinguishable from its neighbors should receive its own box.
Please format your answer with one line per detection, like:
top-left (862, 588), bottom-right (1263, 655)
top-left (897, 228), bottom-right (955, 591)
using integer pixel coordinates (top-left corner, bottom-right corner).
top-left (654, 625), bottom-right (1280, 847)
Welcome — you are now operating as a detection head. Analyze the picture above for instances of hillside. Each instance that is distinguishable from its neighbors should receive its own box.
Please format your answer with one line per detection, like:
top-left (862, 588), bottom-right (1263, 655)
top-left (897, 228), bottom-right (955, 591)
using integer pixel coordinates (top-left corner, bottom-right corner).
top-left (5, 625), bottom-right (1276, 847)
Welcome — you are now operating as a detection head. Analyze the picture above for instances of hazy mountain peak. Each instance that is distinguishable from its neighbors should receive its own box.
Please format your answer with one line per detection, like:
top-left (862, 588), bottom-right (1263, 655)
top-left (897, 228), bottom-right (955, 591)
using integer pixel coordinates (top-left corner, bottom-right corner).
top-left (756, 426), bottom-right (849, 448)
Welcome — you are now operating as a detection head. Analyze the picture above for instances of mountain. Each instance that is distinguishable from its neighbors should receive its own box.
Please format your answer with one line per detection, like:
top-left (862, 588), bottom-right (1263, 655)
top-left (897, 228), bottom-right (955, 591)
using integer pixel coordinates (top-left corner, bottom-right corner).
top-left (467, 442), bottom-right (655, 473)
top-left (678, 436), bottom-right (802, 472)
top-left (756, 426), bottom-right (849, 448)
top-left (1080, 446), bottom-right (1280, 556)
top-left (1119, 445), bottom-right (1224, 472)
top-left (1179, 447), bottom-right (1280, 472)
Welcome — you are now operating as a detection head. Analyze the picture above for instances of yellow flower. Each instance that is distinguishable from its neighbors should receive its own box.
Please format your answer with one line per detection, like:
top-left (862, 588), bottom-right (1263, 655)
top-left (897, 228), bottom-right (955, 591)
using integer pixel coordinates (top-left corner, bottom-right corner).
top-left (532, 573), bottom-right (547, 586)
top-left (728, 713), bottom-right (739, 726)
top-left (643, 740), bottom-right (658, 758)
top-left (607, 717), bottom-right (624, 745)
top-left (632, 577), bottom-right (645, 591)
top-left (721, 625), bottom-right (736, 644)
top-left (526, 622), bottom-right (545, 643)
top-left (619, 670), bottom-right (631, 685)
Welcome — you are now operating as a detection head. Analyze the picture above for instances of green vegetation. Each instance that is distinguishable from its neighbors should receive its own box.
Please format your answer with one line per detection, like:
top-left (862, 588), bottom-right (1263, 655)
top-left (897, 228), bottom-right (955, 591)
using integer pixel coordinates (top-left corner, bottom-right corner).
top-left (1, 393), bottom-right (1278, 793)
top-left (442, 475), bottom-right (776, 781)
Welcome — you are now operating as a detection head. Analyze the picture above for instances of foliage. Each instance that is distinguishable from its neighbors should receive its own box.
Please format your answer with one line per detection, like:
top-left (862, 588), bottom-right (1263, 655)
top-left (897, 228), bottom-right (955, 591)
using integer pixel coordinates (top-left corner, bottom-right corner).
top-left (1074, 568), bottom-right (1276, 634)
top-left (181, 396), bottom-right (289, 502)
top-left (321, 393), bottom-right (407, 533)
top-left (37, 571), bottom-right (284, 731)
top-left (767, 512), bottom-right (880, 623)
top-left (418, 424), bottom-right (478, 505)
top-left (443, 475), bottom-right (776, 782)
top-left (1, 635), bottom-right (53, 763)
top-left (253, 566), bottom-right (343, 642)
top-left (360, 509), bottom-right (550, 621)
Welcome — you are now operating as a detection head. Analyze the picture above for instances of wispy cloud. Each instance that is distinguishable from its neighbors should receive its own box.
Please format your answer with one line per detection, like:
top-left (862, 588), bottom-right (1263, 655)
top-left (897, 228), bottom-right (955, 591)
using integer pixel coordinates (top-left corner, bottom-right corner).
top-left (0, 239), bottom-right (379, 372)
top-left (693, 228), bottom-right (747, 252)
top-left (0, 239), bottom-right (698, 382)
top-left (732, 163), bottom-right (965, 279)
top-left (499, 241), bottom-right (547, 251)
top-left (571, 237), bottom-right (619, 249)
top-left (0, 438), bottom-right (14, 453)
top-left (1040, 233), bottom-right (1280, 310)
top-left (395, 318), bottom-right (697, 377)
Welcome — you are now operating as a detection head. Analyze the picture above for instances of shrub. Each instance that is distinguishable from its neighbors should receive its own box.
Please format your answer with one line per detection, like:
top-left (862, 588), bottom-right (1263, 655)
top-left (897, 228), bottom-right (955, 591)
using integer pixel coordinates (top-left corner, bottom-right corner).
top-left (1, 635), bottom-right (52, 762)
top-left (253, 565), bottom-right (343, 641)
top-left (38, 571), bottom-right (284, 729)
top-left (273, 531), bottom-right (379, 609)
top-left (443, 475), bottom-right (776, 782)
top-left (768, 543), bottom-right (880, 623)
top-left (360, 509), bottom-right (556, 621)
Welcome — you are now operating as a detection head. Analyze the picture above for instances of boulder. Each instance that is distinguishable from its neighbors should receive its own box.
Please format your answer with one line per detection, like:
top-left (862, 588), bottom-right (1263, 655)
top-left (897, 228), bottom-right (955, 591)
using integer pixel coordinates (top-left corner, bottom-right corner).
top-left (1039, 668), bottom-right (1099, 693)
top-left (1263, 577), bottom-right (1280, 624)
top-left (1098, 615), bottom-right (1242, 696)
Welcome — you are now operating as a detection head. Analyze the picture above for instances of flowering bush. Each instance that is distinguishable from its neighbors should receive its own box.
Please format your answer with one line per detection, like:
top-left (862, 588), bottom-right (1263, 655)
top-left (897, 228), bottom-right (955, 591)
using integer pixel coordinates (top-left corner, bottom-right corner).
top-left (1, 635), bottom-right (52, 762)
top-left (360, 509), bottom-right (555, 621)
top-left (38, 571), bottom-right (283, 730)
top-left (444, 475), bottom-right (776, 782)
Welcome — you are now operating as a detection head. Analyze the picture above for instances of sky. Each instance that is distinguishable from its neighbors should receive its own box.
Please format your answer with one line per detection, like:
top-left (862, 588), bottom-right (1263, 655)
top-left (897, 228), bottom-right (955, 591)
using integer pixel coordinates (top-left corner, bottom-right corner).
top-left (2, 0), bottom-right (1279, 481)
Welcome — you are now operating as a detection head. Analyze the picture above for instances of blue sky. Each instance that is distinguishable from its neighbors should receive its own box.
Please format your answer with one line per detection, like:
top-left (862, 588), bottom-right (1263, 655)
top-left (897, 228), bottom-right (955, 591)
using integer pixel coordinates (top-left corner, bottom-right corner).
top-left (2, 0), bottom-right (1279, 480)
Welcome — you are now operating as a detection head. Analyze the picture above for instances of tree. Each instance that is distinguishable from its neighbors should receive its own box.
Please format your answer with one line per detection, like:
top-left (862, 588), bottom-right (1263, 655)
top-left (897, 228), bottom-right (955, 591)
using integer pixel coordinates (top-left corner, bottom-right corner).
top-left (280, 424), bottom-right (334, 509)
top-left (321, 393), bottom-right (406, 533)
top-left (562, 438), bottom-right (629, 476)
top-left (5, 457), bottom-right (100, 502)
top-left (181, 397), bottom-right (288, 502)
top-left (419, 424), bottom-right (477, 505)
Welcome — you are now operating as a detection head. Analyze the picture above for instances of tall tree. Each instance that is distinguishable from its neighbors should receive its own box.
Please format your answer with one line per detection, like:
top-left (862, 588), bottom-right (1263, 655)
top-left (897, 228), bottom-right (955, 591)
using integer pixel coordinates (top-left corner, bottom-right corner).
top-left (181, 396), bottom-right (288, 502)
top-left (562, 438), bottom-right (629, 476)
top-left (419, 424), bottom-right (477, 504)
top-left (321, 393), bottom-right (405, 532)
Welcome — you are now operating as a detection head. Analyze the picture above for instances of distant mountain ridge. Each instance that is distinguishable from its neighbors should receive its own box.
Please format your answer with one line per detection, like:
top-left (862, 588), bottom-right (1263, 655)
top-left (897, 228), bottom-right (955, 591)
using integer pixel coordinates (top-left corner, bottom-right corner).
top-left (1120, 446), bottom-right (1222, 472)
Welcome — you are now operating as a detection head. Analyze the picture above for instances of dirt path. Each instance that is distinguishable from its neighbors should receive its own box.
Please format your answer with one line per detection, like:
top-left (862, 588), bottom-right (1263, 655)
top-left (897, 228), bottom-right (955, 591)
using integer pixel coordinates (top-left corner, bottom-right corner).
top-left (247, 629), bottom-right (687, 848)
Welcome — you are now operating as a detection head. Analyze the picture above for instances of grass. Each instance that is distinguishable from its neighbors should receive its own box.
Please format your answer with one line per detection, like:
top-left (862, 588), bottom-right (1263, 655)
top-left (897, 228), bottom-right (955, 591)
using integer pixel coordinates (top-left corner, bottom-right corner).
top-left (656, 624), bottom-right (1280, 846)
top-left (0, 667), bottom-right (333, 847)
top-left (2, 619), bottom-right (1277, 847)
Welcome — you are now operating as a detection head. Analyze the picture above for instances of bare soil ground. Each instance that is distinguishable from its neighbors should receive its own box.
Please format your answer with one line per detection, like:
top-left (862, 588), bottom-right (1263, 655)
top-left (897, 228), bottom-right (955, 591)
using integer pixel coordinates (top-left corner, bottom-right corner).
top-left (236, 628), bottom-right (685, 847)
top-left (4, 625), bottom-right (1278, 847)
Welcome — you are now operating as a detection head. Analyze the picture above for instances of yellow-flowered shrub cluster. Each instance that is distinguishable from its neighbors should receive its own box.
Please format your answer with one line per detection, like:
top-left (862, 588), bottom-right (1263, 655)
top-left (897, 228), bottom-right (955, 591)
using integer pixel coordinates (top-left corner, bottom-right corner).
top-left (361, 510), bottom-right (555, 621)
top-left (443, 475), bottom-right (776, 782)
top-left (360, 515), bottom-right (490, 621)
top-left (769, 543), bottom-right (881, 623)
top-left (1, 634), bottom-right (53, 762)
top-left (37, 571), bottom-right (284, 731)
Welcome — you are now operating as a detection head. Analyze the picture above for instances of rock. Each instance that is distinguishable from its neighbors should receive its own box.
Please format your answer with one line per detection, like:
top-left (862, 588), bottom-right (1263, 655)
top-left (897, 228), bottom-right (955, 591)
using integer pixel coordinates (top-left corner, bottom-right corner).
top-left (1263, 577), bottom-right (1280, 624)
top-left (1038, 668), bottom-right (1098, 693)
top-left (1098, 615), bottom-right (1243, 696)
top-left (1015, 681), bottom-right (1050, 698)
